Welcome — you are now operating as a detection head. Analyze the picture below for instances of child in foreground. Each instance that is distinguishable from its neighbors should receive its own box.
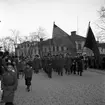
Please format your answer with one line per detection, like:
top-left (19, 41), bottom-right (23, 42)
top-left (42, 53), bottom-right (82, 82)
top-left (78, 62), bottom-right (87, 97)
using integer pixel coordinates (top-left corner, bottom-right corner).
top-left (24, 62), bottom-right (33, 92)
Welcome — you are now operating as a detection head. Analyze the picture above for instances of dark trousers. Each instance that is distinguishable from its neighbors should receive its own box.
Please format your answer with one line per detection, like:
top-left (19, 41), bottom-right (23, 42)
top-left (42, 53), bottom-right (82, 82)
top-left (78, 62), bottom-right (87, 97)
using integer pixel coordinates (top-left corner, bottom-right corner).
top-left (57, 67), bottom-right (63, 76)
top-left (47, 65), bottom-right (52, 78)
top-left (25, 77), bottom-right (32, 86)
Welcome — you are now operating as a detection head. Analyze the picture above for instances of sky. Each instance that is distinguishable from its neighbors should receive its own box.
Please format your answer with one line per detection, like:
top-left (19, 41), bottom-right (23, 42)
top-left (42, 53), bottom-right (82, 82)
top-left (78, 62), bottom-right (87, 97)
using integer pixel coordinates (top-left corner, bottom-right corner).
top-left (0, 0), bottom-right (104, 39)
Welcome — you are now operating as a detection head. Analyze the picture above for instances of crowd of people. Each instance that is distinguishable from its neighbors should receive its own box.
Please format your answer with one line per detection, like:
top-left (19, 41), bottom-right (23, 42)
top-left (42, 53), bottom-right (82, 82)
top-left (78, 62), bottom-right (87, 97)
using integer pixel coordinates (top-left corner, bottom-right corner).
top-left (0, 50), bottom-right (105, 105)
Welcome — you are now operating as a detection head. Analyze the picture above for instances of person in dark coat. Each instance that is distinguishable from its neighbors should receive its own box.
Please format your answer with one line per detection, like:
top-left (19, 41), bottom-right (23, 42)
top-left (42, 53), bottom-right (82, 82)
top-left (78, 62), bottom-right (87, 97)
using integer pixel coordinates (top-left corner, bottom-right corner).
top-left (24, 62), bottom-right (33, 92)
top-left (1, 62), bottom-right (18, 105)
top-left (54, 55), bottom-right (58, 73)
top-left (0, 51), bottom-right (4, 78)
top-left (14, 57), bottom-right (19, 79)
top-left (56, 54), bottom-right (65, 76)
top-left (32, 55), bottom-right (41, 74)
top-left (102, 57), bottom-right (105, 70)
top-left (77, 56), bottom-right (83, 76)
top-left (47, 55), bottom-right (53, 78)
top-left (71, 57), bottom-right (77, 74)
top-left (65, 54), bottom-right (72, 75)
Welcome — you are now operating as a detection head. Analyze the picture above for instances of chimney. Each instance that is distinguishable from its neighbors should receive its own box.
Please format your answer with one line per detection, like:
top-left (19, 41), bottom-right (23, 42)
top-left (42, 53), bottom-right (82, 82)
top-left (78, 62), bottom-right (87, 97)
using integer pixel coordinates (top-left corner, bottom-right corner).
top-left (71, 31), bottom-right (76, 36)
top-left (40, 38), bottom-right (43, 42)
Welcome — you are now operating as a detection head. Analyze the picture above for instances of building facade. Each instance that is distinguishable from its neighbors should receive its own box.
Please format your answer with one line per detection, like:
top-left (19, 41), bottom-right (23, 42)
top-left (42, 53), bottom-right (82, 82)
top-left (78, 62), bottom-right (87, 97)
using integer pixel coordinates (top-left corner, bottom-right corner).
top-left (70, 31), bottom-right (105, 56)
top-left (15, 41), bottom-right (39, 59)
top-left (15, 39), bottom-right (69, 59)
top-left (40, 39), bottom-right (69, 56)
top-left (15, 29), bottom-right (105, 59)
top-left (70, 31), bottom-right (94, 56)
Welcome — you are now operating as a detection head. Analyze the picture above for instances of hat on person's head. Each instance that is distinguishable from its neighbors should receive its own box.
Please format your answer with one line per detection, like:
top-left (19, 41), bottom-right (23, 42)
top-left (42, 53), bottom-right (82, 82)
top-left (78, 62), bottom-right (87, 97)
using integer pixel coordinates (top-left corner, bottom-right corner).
top-left (0, 51), bottom-right (3, 57)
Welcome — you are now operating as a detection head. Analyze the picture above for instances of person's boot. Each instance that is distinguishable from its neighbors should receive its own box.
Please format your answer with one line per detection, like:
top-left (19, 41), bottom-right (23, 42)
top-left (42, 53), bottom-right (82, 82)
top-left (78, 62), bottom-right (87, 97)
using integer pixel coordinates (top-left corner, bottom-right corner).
top-left (74, 71), bottom-right (76, 74)
top-left (61, 71), bottom-right (63, 76)
top-left (27, 86), bottom-right (30, 92)
top-left (49, 74), bottom-right (52, 78)
top-left (80, 72), bottom-right (82, 76)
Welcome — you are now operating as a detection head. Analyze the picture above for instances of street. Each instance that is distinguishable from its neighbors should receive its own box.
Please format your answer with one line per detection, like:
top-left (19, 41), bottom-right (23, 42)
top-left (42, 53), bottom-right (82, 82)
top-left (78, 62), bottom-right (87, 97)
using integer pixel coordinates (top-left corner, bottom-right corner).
top-left (0, 69), bottom-right (105, 105)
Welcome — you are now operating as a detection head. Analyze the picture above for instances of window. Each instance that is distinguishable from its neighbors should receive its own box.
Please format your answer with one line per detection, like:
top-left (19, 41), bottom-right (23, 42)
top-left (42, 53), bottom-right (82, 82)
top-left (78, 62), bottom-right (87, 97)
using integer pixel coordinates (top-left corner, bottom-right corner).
top-left (34, 49), bottom-right (36, 53)
top-left (56, 46), bottom-right (59, 51)
top-left (53, 46), bottom-right (55, 51)
top-left (78, 43), bottom-right (81, 50)
top-left (61, 46), bottom-right (64, 51)
top-left (45, 48), bottom-right (46, 52)
top-left (49, 47), bottom-right (51, 51)
top-left (59, 46), bottom-right (61, 51)
top-left (64, 47), bottom-right (67, 51)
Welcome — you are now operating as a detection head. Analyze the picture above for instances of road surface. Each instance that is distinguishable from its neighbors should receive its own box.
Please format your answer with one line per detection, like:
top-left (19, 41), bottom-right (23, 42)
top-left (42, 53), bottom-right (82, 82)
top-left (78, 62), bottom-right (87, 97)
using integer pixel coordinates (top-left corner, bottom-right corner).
top-left (0, 69), bottom-right (105, 105)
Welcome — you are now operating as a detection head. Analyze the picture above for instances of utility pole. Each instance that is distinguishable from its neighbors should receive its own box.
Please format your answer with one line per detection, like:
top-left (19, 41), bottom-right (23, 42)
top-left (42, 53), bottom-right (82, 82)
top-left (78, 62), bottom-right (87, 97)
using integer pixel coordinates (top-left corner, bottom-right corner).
top-left (77, 16), bottom-right (79, 34)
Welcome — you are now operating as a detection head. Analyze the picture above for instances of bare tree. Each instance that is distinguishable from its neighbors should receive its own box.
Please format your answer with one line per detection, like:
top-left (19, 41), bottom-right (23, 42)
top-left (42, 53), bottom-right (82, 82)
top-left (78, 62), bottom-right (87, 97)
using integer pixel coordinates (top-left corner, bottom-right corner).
top-left (36, 27), bottom-right (48, 40)
top-left (23, 35), bottom-right (29, 42)
top-left (9, 29), bottom-right (23, 48)
top-left (1, 38), bottom-right (7, 51)
top-left (28, 32), bottom-right (37, 42)
top-left (0, 37), bottom-right (14, 52)
top-left (98, 6), bottom-right (105, 18)
top-left (95, 6), bottom-right (105, 42)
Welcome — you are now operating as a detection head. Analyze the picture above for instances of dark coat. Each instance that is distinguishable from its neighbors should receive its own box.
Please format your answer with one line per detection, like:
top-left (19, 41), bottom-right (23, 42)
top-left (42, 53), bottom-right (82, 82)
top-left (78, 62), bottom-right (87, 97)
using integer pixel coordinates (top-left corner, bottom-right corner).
top-left (65, 57), bottom-right (72, 68)
top-left (1, 70), bottom-right (18, 103)
top-left (32, 58), bottom-right (41, 70)
top-left (77, 58), bottom-right (83, 72)
top-left (24, 67), bottom-right (33, 79)
top-left (56, 57), bottom-right (65, 68)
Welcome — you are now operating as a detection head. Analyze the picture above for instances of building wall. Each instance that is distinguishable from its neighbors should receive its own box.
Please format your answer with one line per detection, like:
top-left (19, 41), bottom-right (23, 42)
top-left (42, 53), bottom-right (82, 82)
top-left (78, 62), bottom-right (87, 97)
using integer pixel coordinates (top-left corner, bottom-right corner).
top-left (16, 41), bottom-right (39, 59)
top-left (41, 45), bottom-right (68, 56)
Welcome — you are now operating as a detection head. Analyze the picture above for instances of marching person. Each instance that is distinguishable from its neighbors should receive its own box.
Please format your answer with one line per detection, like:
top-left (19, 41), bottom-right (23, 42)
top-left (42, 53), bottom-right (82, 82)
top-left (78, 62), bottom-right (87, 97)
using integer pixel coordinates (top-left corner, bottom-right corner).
top-left (77, 56), bottom-right (83, 76)
top-left (47, 54), bottom-right (52, 78)
top-left (71, 57), bottom-right (77, 74)
top-left (24, 62), bottom-right (33, 92)
top-left (32, 55), bottom-right (41, 74)
top-left (56, 54), bottom-right (65, 76)
top-left (65, 54), bottom-right (72, 75)
top-left (1, 61), bottom-right (18, 105)
top-left (0, 51), bottom-right (4, 79)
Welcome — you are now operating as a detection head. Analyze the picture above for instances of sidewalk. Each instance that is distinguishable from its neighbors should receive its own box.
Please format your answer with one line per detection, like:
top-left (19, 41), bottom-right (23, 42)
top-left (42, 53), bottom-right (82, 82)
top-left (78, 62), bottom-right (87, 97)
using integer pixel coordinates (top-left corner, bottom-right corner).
top-left (87, 68), bottom-right (105, 75)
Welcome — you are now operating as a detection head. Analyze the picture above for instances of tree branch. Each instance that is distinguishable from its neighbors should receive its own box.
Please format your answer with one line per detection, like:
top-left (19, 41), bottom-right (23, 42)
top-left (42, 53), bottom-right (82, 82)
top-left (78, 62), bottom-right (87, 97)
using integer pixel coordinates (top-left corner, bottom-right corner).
top-left (95, 23), bottom-right (105, 30)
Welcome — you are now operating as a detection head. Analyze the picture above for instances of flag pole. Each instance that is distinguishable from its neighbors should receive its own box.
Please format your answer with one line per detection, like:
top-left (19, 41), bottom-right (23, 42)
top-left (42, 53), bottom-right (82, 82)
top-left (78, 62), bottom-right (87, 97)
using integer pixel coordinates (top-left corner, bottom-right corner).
top-left (89, 21), bottom-right (90, 26)
top-left (52, 21), bottom-right (55, 38)
top-left (51, 21), bottom-right (55, 55)
top-left (54, 21), bottom-right (55, 25)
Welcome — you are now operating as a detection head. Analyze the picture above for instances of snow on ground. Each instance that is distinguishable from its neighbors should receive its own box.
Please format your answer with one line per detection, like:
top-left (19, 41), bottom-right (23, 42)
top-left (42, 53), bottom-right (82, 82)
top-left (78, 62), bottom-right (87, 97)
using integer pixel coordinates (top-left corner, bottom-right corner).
top-left (0, 70), bottom-right (105, 105)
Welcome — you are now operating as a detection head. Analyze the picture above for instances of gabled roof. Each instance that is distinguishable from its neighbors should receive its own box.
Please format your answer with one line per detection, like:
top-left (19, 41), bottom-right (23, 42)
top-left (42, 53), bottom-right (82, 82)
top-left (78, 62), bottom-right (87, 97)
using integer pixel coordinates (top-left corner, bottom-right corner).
top-left (40, 39), bottom-right (53, 46)
top-left (70, 34), bottom-right (86, 41)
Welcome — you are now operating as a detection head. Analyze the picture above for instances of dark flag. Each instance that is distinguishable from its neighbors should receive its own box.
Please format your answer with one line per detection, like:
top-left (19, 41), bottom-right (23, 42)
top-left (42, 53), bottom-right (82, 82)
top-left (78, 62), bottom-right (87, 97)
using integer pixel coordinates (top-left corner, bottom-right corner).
top-left (84, 22), bottom-right (100, 68)
top-left (52, 22), bottom-right (76, 56)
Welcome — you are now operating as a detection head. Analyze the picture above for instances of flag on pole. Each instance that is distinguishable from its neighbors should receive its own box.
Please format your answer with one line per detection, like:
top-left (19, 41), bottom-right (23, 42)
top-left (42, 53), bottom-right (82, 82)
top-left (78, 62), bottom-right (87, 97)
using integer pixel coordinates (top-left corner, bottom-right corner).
top-left (52, 22), bottom-right (76, 56)
top-left (84, 22), bottom-right (100, 67)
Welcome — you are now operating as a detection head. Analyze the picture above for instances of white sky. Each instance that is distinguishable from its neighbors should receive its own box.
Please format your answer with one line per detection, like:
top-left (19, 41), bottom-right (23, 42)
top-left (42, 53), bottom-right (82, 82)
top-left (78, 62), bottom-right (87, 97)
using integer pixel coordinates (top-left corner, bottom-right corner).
top-left (0, 0), bottom-right (104, 39)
